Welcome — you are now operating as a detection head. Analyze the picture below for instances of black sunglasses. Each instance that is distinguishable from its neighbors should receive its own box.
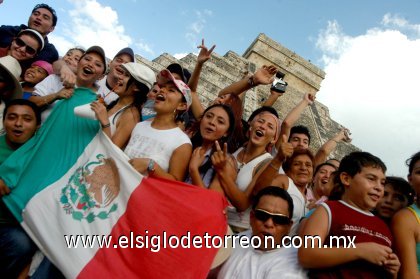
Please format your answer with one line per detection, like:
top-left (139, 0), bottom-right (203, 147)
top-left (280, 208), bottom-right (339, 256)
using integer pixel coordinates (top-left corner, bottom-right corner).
top-left (14, 38), bottom-right (37, 56)
top-left (254, 208), bottom-right (291, 225)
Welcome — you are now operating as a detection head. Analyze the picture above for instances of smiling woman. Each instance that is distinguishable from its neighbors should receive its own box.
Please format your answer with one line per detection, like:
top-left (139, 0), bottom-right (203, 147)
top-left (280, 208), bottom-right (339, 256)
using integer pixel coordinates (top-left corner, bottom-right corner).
top-left (124, 69), bottom-right (193, 182)
top-left (0, 29), bottom-right (44, 62)
top-left (29, 46), bottom-right (106, 122)
top-left (90, 62), bottom-right (155, 149)
top-left (185, 104), bottom-right (236, 190)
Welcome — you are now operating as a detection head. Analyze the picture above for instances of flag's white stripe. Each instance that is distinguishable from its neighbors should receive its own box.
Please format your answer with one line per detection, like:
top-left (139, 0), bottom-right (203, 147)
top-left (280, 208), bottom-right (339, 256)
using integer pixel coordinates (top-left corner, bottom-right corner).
top-left (21, 132), bottom-right (143, 278)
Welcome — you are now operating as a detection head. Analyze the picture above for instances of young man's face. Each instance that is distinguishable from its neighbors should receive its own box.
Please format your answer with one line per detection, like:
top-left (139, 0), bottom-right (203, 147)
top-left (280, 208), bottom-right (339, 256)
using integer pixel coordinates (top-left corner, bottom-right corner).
top-left (4, 104), bottom-right (38, 148)
top-left (289, 133), bottom-right (309, 150)
top-left (375, 184), bottom-right (408, 219)
top-left (250, 195), bottom-right (292, 251)
top-left (108, 53), bottom-right (132, 85)
top-left (28, 8), bottom-right (55, 36)
top-left (342, 166), bottom-right (386, 211)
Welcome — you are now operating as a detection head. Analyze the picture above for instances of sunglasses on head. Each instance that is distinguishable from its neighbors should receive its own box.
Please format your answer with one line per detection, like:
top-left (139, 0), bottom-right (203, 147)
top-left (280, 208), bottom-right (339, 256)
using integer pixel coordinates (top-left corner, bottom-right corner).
top-left (14, 38), bottom-right (37, 56)
top-left (254, 208), bottom-right (291, 225)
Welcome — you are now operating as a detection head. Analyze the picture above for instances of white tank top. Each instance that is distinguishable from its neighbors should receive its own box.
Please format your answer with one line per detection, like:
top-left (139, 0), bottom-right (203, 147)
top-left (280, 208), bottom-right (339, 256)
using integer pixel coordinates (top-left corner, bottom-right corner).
top-left (227, 147), bottom-right (272, 229)
top-left (287, 177), bottom-right (307, 235)
top-left (108, 104), bottom-right (131, 136)
top-left (124, 120), bottom-right (191, 172)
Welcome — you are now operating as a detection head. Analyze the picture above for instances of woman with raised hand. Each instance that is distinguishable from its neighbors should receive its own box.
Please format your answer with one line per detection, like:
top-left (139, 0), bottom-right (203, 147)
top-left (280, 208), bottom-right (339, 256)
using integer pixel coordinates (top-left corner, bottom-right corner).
top-left (125, 69), bottom-right (192, 181)
top-left (90, 63), bottom-right (155, 149)
top-left (392, 151), bottom-right (420, 278)
top-left (185, 104), bottom-right (237, 190)
top-left (212, 109), bottom-right (280, 233)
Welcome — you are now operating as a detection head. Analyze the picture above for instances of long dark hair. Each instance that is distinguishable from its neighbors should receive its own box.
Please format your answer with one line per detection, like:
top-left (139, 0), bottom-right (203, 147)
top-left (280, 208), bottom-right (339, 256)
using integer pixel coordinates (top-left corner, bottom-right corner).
top-left (223, 94), bottom-right (245, 149)
top-left (107, 77), bottom-right (149, 122)
top-left (190, 104), bottom-right (236, 176)
top-left (407, 151), bottom-right (420, 176)
top-left (191, 104), bottom-right (236, 150)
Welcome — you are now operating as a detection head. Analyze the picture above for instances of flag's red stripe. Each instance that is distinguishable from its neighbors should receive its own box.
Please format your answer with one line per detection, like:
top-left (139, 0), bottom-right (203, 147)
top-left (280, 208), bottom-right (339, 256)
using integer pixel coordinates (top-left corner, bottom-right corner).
top-left (78, 177), bottom-right (228, 279)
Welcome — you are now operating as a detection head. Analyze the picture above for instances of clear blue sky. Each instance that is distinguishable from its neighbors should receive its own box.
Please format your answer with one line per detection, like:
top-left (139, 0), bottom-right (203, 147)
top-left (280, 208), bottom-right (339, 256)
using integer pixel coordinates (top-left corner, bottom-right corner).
top-left (1, 0), bottom-right (419, 177)
top-left (1, 0), bottom-right (419, 67)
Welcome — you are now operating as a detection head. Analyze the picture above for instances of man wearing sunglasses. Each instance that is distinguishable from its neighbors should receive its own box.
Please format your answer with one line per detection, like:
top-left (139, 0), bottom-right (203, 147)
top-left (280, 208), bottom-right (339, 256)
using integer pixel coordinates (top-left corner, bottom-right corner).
top-left (0, 3), bottom-right (59, 69)
top-left (216, 186), bottom-right (307, 278)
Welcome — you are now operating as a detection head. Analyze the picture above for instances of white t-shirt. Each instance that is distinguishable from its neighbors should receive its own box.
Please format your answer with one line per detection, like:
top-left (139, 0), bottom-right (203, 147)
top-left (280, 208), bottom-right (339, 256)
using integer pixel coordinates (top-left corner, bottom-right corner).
top-left (124, 120), bottom-right (191, 172)
top-left (218, 231), bottom-right (307, 279)
top-left (33, 75), bottom-right (107, 122)
top-left (33, 74), bottom-right (64, 122)
top-left (96, 76), bottom-right (119, 105)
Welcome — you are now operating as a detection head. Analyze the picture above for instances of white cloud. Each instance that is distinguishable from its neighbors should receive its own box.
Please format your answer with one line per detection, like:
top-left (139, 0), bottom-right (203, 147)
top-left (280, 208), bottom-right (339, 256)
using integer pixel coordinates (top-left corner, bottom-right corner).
top-left (185, 9), bottom-right (213, 48)
top-left (136, 42), bottom-right (154, 56)
top-left (53, 0), bottom-right (153, 58)
top-left (382, 13), bottom-right (420, 37)
top-left (316, 15), bottom-right (420, 177)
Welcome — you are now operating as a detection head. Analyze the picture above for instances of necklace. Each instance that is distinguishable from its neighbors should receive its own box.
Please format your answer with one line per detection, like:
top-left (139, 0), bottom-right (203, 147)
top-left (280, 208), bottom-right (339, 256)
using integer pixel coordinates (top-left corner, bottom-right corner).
top-left (237, 149), bottom-right (266, 170)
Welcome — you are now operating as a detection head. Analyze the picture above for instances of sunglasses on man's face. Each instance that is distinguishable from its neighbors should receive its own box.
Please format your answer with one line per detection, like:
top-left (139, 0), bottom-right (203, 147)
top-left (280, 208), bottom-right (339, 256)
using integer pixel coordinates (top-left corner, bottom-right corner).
top-left (254, 208), bottom-right (291, 225)
top-left (14, 38), bottom-right (37, 56)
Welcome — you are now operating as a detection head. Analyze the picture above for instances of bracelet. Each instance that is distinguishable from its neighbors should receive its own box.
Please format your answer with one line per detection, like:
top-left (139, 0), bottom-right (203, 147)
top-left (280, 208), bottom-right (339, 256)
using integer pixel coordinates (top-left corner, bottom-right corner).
top-left (248, 75), bottom-right (255, 87)
top-left (147, 159), bottom-right (156, 175)
top-left (101, 123), bottom-right (111, 128)
top-left (269, 163), bottom-right (280, 171)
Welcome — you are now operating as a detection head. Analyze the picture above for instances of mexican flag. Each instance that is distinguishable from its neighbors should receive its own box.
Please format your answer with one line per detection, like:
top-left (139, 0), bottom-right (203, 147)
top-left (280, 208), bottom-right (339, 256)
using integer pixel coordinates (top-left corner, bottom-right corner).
top-left (0, 88), bottom-right (228, 278)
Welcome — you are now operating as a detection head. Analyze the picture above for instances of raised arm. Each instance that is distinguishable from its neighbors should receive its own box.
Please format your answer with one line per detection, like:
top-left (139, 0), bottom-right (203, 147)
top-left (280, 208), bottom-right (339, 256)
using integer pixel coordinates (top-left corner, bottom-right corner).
top-left (52, 59), bottom-right (77, 88)
top-left (262, 88), bottom-right (284, 107)
top-left (276, 92), bottom-right (314, 151)
top-left (314, 128), bottom-right (351, 167)
top-left (188, 39), bottom-right (216, 120)
top-left (253, 135), bottom-right (293, 195)
top-left (218, 65), bottom-right (277, 98)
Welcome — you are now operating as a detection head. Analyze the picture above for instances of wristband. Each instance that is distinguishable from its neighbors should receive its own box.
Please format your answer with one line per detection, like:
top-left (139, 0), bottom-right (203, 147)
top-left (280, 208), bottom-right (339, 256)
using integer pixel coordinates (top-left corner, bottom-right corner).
top-left (248, 75), bottom-right (255, 87)
top-left (101, 123), bottom-right (111, 128)
top-left (147, 159), bottom-right (156, 175)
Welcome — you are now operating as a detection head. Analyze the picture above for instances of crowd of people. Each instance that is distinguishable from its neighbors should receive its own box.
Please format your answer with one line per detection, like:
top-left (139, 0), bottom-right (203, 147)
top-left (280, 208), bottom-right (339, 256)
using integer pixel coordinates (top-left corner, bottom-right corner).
top-left (0, 3), bottom-right (419, 279)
